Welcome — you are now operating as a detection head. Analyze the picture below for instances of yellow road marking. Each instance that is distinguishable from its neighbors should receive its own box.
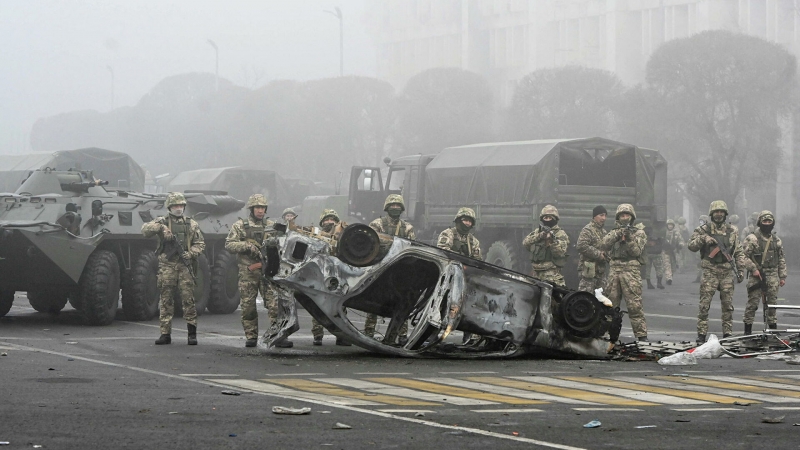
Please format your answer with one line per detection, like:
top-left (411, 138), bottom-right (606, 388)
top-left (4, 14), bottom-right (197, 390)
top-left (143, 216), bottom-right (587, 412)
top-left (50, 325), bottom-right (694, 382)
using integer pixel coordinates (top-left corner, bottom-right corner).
top-left (467, 377), bottom-right (654, 406)
top-left (265, 379), bottom-right (440, 406)
top-left (652, 376), bottom-right (800, 399)
top-left (561, 376), bottom-right (758, 404)
top-left (367, 378), bottom-right (545, 405)
top-left (743, 376), bottom-right (800, 388)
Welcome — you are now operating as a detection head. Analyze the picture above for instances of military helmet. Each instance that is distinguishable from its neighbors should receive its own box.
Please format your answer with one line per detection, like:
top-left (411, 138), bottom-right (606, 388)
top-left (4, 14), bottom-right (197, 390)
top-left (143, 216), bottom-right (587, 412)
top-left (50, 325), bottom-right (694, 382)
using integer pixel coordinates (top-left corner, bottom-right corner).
top-left (758, 210), bottom-right (775, 224)
top-left (728, 214), bottom-right (740, 224)
top-left (615, 203), bottom-right (636, 220)
top-left (699, 214), bottom-right (709, 222)
top-left (749, 211), bottom-right (760, 223)
top-left (165, 192), bottom-right (187, 208)
top-left (282, 207), bottom-right (297, 218)
top-left (384, 194), bottom-right (405, 212)
top-left (246, 194), bottom-right (268, 209)
top-left (708, 200), bottom-right (728, 215)
top-left (454, 207), bottom-right (477, 223)
top-left (676, 216), bottom-right (686, 225)
top-left (319, 208), bottom-right (340, 226)
top-left (540, 205), bottom-right (559, 221)
top-left (666, 219), bottom-right (675, 226)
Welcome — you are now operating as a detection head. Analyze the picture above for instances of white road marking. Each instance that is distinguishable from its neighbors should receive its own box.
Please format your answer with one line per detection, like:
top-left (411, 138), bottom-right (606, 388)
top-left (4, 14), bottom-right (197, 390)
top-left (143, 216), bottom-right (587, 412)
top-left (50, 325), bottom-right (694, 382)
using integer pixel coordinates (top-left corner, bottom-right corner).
top-left (265, 373), bottom-right (327, 377)
top-left (354, 372), bottom-right (412, 375)
top-left (377, 409), bottom-right (435, 413)
top-left (612, 376), bottom-right (798, 403)
top-left (572, 408), bottom-right (643, 412)
top-left (511, 376), bottom-right (708, 405)
top-left (470, 409), bottom-right (543, 413)
top-left (419, 377), bottom-right (597, 405)
top-left (439, 371), bottom-right (497, 374)
top-left (180, 374), bottom-right (239, 377)
top-left (214, 379), bottom-right (382, 406)
top-left (693, 375), bottom-right (800, 392)
top-left (671, 408), bottom-right (742, 412)
top-left (757, 370), bottom-right (800, 373)
top-left (763, 407), bottom-right (800, 410)
top-left (319, 378), bottom-right (496, 406)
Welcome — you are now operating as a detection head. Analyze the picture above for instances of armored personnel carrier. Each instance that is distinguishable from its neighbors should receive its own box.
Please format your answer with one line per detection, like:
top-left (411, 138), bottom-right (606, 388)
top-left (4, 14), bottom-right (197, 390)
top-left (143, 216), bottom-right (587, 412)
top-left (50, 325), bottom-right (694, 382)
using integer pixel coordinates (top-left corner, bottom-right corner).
top-left (0, 168), bottom-right (245, 325)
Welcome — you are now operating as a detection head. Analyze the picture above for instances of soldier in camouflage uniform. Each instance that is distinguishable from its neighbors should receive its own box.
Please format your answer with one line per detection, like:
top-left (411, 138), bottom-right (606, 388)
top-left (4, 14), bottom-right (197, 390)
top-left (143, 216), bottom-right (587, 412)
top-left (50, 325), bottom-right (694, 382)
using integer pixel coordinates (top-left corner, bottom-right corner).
top-left (693, 215), bottom-right (710, 283)
top-left (142, 192), bottom-right (205, 345)
top-left (741, 212), bottom-right (759, 242)
top-left (438, 207), bottom-right (481, 343)
top-left (599, 204), bottom-right (649, 342)
top-left (225, 194), bottom-right (292, 348)
top-left (522, 205), bottom-right (570, 287)
top-left (643, 226), bottom-right (666, 289)
top-left (676, 217), bottom-right (690, 273)
top-left (742, 211), bottom-right (787, 334)
top-left (576, 205), bottom-right (608, 292)
top-left (687, 201), bottom-right (754, 344)
top-left (662, 219), bottom-right (685, 285)
top-left (365, 194), bottom-right (416, 345)
top-left (312, 209), bottom-right (351, 346)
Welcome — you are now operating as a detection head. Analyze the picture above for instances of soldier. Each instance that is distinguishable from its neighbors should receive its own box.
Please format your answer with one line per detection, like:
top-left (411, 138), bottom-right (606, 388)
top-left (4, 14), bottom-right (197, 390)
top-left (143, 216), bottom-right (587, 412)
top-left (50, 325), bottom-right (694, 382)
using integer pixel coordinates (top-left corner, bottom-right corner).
top-left (693, 215), bottom-right (710, 283)
top-left (643, 226), bottom-right (666, 290)
top-left (225, 194), bottom-right (293, 348)
top-left (142, 192), bottom-right (205, 345)
top-left (522, 205), bottom-right (570, 287)
top-left (742, 211), bottom-right (787, 334)
top-left (438, 207), bottom-right (481, 343)
top-left (365, 194), bottom-right (416, 345)
top-left (599, 204), bottom-right (649, 342)
top-left (676, 216), bottom-right (690, 273)
top-left (576, 205), bottom-right (608, 292)
top-left (281, 207), bottom-right (297, 225)
top-left (313, 209), bottom-right (351, 346)
top-left (741, 211), bottom-right (760, 241)
top-left (662, 219), bottom-right (685, 285)
top-left (687, 201), bottom-right (754, 344)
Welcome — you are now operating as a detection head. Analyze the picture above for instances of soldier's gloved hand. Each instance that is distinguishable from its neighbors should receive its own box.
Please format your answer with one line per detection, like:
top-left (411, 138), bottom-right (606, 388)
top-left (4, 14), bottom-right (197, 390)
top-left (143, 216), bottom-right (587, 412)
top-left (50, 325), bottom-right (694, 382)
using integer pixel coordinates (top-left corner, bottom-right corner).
top-left (162, 225), bottom-right (173, 240)
top-left (264, 237), bottom-right (279, 247)
top-left (736, 272), bottom-right (744, 283)
top-left (705, 236), bottom-right (717, 246)
top-left (248, 244), bottom-right (260, 255)
top-left (181, 251), bottom-right (192, 261)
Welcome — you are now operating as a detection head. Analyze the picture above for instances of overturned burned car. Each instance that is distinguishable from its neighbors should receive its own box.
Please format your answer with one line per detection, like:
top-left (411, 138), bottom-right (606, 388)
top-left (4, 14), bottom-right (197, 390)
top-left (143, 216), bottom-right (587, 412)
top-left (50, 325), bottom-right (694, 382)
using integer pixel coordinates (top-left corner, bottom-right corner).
top-left (265, 223), bottom-right (623, 358)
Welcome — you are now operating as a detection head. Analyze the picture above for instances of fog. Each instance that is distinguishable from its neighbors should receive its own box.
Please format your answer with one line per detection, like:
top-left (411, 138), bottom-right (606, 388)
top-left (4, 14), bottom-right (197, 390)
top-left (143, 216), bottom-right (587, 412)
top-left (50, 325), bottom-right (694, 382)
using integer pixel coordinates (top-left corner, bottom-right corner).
top-left (0, 0), bottom-right (375, 153)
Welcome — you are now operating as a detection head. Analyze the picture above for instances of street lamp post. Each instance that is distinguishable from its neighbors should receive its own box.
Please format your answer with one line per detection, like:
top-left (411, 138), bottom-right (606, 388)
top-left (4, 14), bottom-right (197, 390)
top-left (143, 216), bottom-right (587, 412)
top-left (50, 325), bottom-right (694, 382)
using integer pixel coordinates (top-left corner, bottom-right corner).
top-left (324, 6), bottom-right (343, 76)
top-left (207, 39), bottom-right (219, 92)
top-left (106, 65), bottom-right (114, 110)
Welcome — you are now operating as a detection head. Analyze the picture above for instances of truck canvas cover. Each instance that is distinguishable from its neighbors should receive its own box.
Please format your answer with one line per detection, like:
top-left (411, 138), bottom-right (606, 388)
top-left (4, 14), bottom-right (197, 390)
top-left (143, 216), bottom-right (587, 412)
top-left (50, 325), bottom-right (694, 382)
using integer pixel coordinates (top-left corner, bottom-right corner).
top-left (424, 137), bottom-right (662, 207)
top-left (167, 166), bottom-right (295, 207)
top-left (0, 148), bottom-right (146, 193)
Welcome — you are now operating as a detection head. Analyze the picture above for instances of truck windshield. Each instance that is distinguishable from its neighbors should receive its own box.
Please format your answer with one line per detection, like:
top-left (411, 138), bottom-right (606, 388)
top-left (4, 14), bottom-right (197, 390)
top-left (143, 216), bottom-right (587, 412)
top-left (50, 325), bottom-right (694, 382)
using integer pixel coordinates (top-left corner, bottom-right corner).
top-left (387, 168), bottom-right (405, 192)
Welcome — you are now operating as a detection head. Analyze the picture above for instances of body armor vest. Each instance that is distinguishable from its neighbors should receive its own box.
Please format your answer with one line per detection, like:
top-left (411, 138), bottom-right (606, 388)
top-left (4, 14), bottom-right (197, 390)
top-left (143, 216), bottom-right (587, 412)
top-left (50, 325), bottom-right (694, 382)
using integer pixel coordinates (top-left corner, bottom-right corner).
top-left (530, 235), bottom-right (567, 267)
top-left (701, 224), bottom-right (735, 264)
top-left (157, 216), bottom-right (191, 256)
top-left (381, 216), bottom-right (408, 238)
top-left (242, 221), bottom-right (266, 244)
top-left (753, 232), bottom-right (779, 269)
top-left (609, 229), bottom-right (646, 264)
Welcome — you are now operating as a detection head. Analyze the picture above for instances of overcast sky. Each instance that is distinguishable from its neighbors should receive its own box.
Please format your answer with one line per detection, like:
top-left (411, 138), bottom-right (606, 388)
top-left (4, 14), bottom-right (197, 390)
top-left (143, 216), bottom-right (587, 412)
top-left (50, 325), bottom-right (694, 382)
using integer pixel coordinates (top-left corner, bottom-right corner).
top-left (0, 0), bottom-right (376, 153)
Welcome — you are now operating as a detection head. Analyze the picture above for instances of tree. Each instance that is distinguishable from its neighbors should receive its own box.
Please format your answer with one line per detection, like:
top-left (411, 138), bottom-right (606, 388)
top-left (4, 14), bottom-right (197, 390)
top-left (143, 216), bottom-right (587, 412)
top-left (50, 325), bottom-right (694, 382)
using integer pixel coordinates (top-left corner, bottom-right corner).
top-left (506, 66), bottom-right (625, 140)
top-left (634, 30), bottom-right (796, 212)
top-left (395, 68), bottom-right (494, 153)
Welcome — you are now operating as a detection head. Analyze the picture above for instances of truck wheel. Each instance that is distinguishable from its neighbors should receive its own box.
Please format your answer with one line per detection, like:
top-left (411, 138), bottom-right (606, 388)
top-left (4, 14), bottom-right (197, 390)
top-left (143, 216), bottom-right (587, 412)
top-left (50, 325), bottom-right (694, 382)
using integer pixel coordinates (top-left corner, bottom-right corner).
top-left (208, 250), bottom-right (240, 314)
top-left (27, 289), bottom-right (69, 314)
top-left (485, 240), bottom-right (521, 271)
top-left (0, 290), bottom-right (14, 316)
top-left (193, 254), bottom-right (211, 316)
top-left (79, 250), bottom-right (121, 326)
top-left (121, 251), bottom-right (159, 321)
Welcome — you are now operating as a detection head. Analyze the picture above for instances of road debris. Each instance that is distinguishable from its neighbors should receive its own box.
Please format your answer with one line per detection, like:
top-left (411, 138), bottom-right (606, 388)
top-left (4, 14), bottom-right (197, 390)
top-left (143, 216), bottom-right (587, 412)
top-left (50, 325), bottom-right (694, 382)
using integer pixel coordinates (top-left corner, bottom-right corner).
top-left (734, 401), bottom-right (751, 406)
top-left (332, 423), bottom-right (352, 430)
top-left (762, 415), bottom-right (785, 424)
top-left (583, 420), bottom-right (601, 428)
top-left (272, 406), bottom-right (311, 415)
top-left (221, 390), bottom-right (241, 396)
top-left (634, 425), bottom-right (657, 429)
top-left (415, 412), bottom-right (425, 417)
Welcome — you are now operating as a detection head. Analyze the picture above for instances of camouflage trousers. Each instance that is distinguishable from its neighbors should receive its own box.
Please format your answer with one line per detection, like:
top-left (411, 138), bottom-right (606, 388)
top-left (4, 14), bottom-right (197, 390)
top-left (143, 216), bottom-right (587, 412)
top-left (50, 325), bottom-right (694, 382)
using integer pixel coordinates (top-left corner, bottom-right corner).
top-left (578, 262), bottom-right (606, 293)
top-left (364, 313), bottom-right (409, 341)
top-left (744, 269), bottom-right (781, 326)
top-left (312, 318), bottom-right (325, 339)
top-left (158, 260), bottom-right (196, 335)
top-left (532, 266), bottom-right (566, 287)
top-left (660, 251), bottom-right (673, 281)
top-left (698, 263), bottom-right (736, 335)
top-left (643, 252), bottom-right (665, 280)
top-left (605, 263), bottom-right (647, 338)
top-left (238, 269), bottom-right (279, 340)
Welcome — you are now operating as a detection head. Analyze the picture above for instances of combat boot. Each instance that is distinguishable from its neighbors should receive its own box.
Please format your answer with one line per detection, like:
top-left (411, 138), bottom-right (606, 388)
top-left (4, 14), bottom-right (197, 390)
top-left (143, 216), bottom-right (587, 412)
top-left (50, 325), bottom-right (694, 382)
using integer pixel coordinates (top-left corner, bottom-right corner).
top-left (744, 323), bottom-right (752, 335)
top-left (722, 333), bottom-right (732, 338)
top-left (398, 336), bottom-right (408, 346)
top-left (313, 336), bottom-right (323, 346)
top-left (656, 277), bottom-right (665, 289)
top-left (187, 324), bottom-right (197, 345)
top-left (155, 334), bottom-right (171, 345)
top-left (637, 336), bottom-right (649, 342)
top-left (646, 279), bottom-right (655, 289)
top-left (696, 334), bottom-right (706, 345)
top-left (245, 338), bottom-right (257, 348)
top-left (666, 278), bottom-right (673, 286)
top-left (769, 323), bottom-right (778, 330)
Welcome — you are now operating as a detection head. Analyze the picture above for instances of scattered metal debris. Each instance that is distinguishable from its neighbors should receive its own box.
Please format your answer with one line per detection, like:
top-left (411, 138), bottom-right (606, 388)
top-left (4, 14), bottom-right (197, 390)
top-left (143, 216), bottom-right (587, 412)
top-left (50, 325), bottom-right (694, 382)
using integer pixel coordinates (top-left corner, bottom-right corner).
top-left (332, 423), bottom-right (352, 429)
top-left (583, 420), bottom-right (601, 428)
top-left (221, 390), bottom-right (241, 396)
top-left (762, 415), bottom-right (785, 424)
top-left (272, 406), bottom-right (312, 415)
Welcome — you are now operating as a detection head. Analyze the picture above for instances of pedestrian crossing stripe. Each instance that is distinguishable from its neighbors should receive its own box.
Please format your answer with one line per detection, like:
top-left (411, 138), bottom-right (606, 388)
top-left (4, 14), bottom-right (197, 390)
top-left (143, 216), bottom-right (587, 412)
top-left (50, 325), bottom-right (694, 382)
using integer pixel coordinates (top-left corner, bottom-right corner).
top-left (209, 375), bottom-right (800, 408)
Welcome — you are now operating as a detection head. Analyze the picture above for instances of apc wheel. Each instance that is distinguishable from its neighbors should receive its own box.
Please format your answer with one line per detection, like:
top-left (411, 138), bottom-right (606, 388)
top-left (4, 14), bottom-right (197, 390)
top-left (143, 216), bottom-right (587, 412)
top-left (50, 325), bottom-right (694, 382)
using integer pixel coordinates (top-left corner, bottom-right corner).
top-left (208, 250), bottom-right (240, 314)
top-left (79, 250), bottom-right (121, 326)
top-left (0, 290), bottom-right (14, 316)
top-left (121, 251), bottom-right (159, 321)
top-left (193, 253), bottom-right (211, 316)
top-left (27, 289), bottom-right (69, 314)
top-left (485, 240), bottom-right (521, 271)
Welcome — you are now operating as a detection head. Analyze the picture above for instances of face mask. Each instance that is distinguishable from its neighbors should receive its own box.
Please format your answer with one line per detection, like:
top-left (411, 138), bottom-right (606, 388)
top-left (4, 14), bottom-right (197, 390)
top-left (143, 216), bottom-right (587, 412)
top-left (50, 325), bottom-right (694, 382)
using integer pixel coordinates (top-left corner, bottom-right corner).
top-left (169, 206), bottom-right (184, 217)
top-left (712, 214), bottom-right (726, 224)
top-left (455, 222), bottom-right (471, 235)
top-left (387, 209), bottom-right (402, 219)
top-left (618, 217), bottom-right (631, 226)
top-left (759, 223), bottom-right (774, 234)
top-left (542, 219), bottom-right (556, 228)
top-left (321, 222), bottom-right (335, 233)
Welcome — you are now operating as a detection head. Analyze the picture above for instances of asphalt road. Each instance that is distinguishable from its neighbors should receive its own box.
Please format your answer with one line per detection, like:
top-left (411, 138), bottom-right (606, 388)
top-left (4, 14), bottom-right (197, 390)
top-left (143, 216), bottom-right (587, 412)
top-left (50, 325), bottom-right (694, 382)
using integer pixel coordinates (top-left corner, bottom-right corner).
top-left (2, 268), bottom-right (800, 449)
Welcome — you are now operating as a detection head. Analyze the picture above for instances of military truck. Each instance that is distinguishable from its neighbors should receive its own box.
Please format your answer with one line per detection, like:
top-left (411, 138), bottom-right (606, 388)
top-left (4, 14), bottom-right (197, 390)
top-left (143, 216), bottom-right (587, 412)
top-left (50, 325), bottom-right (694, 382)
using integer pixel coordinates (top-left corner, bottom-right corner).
top-left (348, 137), bottom-right (668, 287)
top-left (0, 168), bottom-right (245, 324)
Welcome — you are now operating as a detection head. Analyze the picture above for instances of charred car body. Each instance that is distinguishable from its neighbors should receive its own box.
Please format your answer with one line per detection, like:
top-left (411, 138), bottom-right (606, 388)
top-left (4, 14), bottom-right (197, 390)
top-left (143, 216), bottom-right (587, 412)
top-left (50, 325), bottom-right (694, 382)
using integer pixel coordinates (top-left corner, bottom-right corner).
top-left (266, 223), bottom-right (622, 358)
top-left (0, 168), bottom-right (245, 324)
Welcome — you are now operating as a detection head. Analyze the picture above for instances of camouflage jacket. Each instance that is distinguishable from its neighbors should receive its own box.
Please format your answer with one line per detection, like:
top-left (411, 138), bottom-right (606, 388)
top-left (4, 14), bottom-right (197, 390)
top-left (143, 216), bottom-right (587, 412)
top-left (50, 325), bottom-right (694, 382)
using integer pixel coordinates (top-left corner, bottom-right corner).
top-left (437, 227), bottom-right (481, 260)
top-left (576, 221), bottom-right (607, 265)
top-left (369, 216), bottom-right (416, 240)
top-left (225, 216), bottom-right (275, 266)
top-left (599, 221), bottom-right (647, 268)
top-left (141, 215), bottom-right (205, 263)
top-left (664, 228), bottom-right (685, 253)
top-left (522, 225), bottom-right (570, 270)
top-left (688, 222), bottom-right (754, 272)
top-left (743, 229), bottom-right (787, 279)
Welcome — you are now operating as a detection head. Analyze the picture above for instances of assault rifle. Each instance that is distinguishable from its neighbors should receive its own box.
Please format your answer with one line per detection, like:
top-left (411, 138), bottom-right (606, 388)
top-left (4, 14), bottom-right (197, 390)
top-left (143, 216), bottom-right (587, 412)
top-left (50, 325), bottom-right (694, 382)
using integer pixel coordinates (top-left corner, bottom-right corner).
top-left (161, 235), bottom-right (196, 282)
top-left (246, 227), bottom-right (282, 279)
top-left (702, 226), bottom-right (743, 283)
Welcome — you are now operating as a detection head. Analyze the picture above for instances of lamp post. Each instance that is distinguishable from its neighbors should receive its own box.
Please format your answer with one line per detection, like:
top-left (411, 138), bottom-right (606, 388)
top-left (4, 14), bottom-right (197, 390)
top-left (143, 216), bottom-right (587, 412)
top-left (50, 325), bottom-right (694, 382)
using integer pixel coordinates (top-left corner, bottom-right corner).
top-left (207, 39), bottom-right (219, 92)
top-left (106, 65), bottom-right (114, 110)
top-left (324, 6), bottom-right (343, 76)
